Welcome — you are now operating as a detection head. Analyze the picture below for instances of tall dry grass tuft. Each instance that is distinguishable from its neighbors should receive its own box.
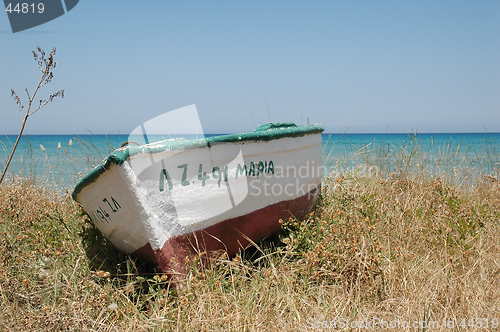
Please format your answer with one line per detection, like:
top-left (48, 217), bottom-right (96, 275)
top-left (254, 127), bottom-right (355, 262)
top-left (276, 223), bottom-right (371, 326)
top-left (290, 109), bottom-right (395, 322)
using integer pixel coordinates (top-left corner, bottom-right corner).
top-left (0, 175), bottom-right (498, 330)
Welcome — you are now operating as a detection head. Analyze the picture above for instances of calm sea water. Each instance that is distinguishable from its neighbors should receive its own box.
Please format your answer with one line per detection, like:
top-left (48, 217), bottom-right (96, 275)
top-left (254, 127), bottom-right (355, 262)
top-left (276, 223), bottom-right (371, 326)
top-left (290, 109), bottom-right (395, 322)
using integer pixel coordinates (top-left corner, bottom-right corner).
top-left (0, 133), bottom-right (498, 190)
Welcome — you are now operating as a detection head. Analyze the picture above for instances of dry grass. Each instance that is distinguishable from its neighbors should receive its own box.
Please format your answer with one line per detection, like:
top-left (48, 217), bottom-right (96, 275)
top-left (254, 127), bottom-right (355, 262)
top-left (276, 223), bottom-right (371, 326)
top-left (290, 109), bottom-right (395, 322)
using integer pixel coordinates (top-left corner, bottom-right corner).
top-left (0, 175), bottom-right (498, 331)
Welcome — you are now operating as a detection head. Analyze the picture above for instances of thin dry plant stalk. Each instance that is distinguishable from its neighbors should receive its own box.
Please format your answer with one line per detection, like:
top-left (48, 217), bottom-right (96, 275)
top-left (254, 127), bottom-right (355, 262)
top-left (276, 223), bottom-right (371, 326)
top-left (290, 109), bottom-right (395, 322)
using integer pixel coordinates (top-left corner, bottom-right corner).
top-left (0, 47), bottom-right (64, 185)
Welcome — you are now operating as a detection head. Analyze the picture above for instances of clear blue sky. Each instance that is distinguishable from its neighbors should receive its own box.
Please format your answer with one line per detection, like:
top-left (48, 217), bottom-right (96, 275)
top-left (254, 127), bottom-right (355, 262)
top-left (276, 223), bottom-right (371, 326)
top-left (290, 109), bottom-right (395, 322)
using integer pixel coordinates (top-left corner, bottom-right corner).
top-left (1, 0), bottom-right (499, 134)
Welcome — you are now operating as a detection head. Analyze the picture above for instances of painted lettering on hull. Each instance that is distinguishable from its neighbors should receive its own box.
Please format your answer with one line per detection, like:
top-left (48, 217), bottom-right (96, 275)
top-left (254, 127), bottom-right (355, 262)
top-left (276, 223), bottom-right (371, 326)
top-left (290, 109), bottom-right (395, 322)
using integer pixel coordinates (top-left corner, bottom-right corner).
top-left (159, 160), bottom-right (275, 192)
top-left (89, 196), bottom-right (122, 224)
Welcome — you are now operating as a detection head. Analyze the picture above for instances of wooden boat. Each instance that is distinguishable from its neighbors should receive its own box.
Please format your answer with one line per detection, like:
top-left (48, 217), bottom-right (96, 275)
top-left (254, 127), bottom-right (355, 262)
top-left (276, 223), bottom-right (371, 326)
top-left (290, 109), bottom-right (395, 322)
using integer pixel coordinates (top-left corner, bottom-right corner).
top-left (72, 123), bottom-right (324, 273)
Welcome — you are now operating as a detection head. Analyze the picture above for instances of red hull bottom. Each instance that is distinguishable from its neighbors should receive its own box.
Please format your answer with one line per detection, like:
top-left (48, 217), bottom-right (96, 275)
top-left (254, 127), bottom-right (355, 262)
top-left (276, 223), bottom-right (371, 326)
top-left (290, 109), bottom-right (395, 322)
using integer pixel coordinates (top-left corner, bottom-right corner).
top-left (134, 187), bottom-right (320, 274)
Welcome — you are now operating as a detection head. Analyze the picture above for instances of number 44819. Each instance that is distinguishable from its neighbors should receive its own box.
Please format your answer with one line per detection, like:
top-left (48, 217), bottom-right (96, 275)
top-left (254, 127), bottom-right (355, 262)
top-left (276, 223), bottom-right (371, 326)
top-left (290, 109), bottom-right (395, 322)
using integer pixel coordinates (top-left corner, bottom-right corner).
top-left (5, 2), bottom-right (45, 14)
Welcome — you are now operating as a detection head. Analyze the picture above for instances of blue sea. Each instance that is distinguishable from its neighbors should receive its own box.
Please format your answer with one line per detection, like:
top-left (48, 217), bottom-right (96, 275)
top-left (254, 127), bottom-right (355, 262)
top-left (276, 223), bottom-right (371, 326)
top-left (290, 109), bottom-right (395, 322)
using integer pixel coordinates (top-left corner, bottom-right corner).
top-left (0, 133), bottom-right (498, 190)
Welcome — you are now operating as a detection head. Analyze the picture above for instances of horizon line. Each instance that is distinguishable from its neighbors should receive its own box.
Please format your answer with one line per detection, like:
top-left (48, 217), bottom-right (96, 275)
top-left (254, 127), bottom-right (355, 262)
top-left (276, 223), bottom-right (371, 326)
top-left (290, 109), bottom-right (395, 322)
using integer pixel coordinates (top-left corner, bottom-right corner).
top-left (1, 131), bottom-right (499, 136)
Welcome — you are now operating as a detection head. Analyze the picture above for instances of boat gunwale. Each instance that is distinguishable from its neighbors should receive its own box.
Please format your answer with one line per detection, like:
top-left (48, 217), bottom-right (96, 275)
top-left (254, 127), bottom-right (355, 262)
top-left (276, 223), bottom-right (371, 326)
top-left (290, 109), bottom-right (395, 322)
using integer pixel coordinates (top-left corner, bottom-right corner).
top-left (71, 124), bottom-right (324, 199)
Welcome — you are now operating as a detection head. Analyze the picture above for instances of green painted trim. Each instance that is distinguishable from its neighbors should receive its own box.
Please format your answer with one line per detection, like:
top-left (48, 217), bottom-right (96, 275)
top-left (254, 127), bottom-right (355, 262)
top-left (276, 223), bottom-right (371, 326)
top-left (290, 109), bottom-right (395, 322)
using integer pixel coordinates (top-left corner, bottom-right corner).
top-left (255, 122), bottom-right (297, 131)
top-left (72, 123), bottom-right (323, 200)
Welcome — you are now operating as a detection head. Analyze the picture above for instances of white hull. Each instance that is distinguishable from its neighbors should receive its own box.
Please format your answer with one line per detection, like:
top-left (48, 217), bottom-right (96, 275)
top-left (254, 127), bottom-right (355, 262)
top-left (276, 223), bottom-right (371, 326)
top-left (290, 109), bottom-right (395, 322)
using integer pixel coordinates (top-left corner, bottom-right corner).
top-left (76, 133), bottom-right (322, 253)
